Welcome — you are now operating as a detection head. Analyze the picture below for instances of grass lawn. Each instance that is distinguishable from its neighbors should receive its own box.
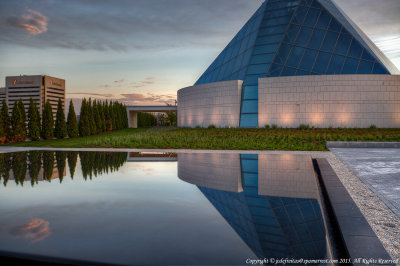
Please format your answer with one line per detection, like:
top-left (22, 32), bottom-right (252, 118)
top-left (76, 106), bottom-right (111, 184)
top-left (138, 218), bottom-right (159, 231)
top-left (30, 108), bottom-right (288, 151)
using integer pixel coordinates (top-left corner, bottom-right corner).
top-left (3, 127), bottom-right (400, 151)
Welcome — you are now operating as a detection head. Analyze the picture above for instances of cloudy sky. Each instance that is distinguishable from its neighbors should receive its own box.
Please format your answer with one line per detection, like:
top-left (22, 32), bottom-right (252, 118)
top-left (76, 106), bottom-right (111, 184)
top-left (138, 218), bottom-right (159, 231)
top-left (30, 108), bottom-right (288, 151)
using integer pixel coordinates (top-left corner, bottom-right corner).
top-left (0, 0), bottom-right (399, 108)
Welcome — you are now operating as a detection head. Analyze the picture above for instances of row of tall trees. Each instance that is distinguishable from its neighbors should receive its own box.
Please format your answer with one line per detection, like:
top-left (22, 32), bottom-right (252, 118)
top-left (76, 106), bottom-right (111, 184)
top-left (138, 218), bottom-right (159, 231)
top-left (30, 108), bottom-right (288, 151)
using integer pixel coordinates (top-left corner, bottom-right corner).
top-left (0, 151), bottom-right (127, 187)
top-left (0, 98), bottom-right (128, 143)
top-left (78, 98), bottom-right (128, 137)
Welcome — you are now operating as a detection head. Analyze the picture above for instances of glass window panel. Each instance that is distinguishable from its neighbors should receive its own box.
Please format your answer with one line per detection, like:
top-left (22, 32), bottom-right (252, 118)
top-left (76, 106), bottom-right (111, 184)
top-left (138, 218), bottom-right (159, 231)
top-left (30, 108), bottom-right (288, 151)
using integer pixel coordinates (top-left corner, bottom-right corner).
top-left (312, 51), bottom-right (331, 73)
top-left (293, 6), bottom-right (308, 24)
top-left (357, 60), bottom-right (373, 74)
top-left (347, 41), bottom-right (362, 59)
top-left (334, 33), bottom-right (351, 55)
top-left (262, 16), bottom-right (291, 27)
top-left (246, 31), bottom-right (258, 50)
top-left (241, 48), bottom-right (253, 68)
top-left (316, 10), bottom-right (331, 29)
top-left (253, 43), bottom-right (279, 55)
top-left (284, 24), bottom-right (300, 43)
top-left (274, 43), bottom-right (291, 64)
top-left (321, 31), bottom-right (338, 52)
top-left (281, 66), bottom-right (297, 76)
top-left (242, 86), bottom-right (258, 100)
top-left (296, 27), bottom-right (313, 46)
top-left (238, 38), bottom-right (249, 55)
top-left (266, 63), bottom-right (283, 77)
top-left (296, 70), bottom-right (311, 75)
top-left (265, 9), bottom-right (291, 18)
top-left (326, 54), bottom-right (345, 74)
top-left (247, 64), bottom-right (270, 75)
top-left (361, 49), bottom-right (375, 61)
top-left (231, 42), bottom-right (241, 58)
top-left (328, 17), bottom-right (341, 32)
top-left (311, 0), bottom-right (322, 8)
top-left (217, 64), bottom-right (226, 80)
top-left (302, 0), bottom-right (313, 6)
top-left (240, 114), bottom-right (258, 127)
top-left (238, 68), bottom-right (247, 79)
top-left (341, 57), bottom-right (358, 74)
top-left (256, 34), bottom-right (282, 45)
top-left (250, 53), bottom-right (274, 64)
top-left (234, 53), bottom-right (245, 72)
top-left (308, 28), bottom-right (325, 49)
top-left (286, 46), bottom-right (305, 67)
top-left (303, 8), bottom-right (320, 27)
top-left (224, 60), bottom-right (234, 77)
top-left (299, 49), bottom-right (317, 70)
top-left (241, 100), bottom-right (258, 113)
top-left (223, 47), bottom-right (233, 64)
top-left (259, 25), bottom-right (287, 36)
top-left (244, 74), bottom-right (264, 85)
top-left (372, 63), bottom-right (389, 74)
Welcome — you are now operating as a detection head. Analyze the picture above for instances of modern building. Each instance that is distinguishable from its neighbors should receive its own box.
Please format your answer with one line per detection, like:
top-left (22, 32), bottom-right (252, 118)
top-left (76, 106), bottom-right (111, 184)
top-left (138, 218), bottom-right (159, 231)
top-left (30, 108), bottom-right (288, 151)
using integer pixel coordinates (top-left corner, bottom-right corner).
top-left (5, 75), bottom-right (65, 118)
top-left (178, 0), bottom-right (400, 128)
top-left (0, 87), bottom-right (5, 107)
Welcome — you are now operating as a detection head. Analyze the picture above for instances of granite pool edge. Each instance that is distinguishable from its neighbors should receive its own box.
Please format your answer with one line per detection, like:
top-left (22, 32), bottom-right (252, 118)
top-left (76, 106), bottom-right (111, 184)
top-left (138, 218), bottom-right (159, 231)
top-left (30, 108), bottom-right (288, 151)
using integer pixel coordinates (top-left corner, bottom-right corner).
top-left (314, 158), bottom-right (395, 265)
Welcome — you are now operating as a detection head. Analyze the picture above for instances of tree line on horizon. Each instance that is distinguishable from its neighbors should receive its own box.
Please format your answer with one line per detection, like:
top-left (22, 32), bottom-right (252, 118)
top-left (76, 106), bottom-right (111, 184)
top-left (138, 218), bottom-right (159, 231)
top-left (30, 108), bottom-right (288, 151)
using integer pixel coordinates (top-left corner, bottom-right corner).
top-left (0, 98), bottom-right (128, 143)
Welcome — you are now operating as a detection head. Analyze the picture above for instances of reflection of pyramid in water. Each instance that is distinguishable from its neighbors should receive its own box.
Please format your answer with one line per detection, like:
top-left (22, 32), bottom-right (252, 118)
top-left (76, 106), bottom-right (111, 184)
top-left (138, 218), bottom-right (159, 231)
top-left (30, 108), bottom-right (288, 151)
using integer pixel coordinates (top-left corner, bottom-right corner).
top-left (197, 154), bottom-right (328, 259)
top-left (195, 0), bottom-right (398, 127)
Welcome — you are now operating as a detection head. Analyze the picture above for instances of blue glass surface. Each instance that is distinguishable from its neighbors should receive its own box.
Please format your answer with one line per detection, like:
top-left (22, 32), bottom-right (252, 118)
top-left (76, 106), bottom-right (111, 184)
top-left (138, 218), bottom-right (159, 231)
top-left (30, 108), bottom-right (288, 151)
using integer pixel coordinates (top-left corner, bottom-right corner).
top-left (195, 0), bottom-right (391, 128)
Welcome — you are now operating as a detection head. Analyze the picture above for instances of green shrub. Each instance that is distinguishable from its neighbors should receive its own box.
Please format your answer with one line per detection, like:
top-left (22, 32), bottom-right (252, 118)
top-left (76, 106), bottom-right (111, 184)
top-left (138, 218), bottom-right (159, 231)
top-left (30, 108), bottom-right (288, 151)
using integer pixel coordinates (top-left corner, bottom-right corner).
top-left (298, 124), bottom-right (310, 130)
top-left (370, 124), bottom-right (377, 129)
top-left (264, 124), bottom-right (270, 129)
top-left (207, 124), bottom-right (216, 129)
top-left (271, 124), bottom-right (278, 129)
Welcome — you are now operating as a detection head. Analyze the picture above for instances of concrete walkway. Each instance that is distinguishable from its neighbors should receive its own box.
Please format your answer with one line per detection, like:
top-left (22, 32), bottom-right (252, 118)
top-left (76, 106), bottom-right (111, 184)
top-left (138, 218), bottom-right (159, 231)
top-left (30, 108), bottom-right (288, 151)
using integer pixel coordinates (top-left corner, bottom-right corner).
top-left (331, 148), bottom-right (400, 218)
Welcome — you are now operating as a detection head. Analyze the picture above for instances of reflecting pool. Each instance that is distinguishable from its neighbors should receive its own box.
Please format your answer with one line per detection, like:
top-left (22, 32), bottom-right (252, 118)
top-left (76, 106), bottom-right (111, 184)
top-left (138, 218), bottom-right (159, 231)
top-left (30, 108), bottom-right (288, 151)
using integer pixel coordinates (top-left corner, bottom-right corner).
top-left (0, 151), bottom-right (334, 265)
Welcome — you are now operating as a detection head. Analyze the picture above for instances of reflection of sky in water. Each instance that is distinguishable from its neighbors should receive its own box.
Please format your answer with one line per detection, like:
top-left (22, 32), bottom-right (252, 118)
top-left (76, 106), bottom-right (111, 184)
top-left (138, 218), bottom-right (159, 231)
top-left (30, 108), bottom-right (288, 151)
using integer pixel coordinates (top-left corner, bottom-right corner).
top-left (0, 159), bottom-right (256, 265)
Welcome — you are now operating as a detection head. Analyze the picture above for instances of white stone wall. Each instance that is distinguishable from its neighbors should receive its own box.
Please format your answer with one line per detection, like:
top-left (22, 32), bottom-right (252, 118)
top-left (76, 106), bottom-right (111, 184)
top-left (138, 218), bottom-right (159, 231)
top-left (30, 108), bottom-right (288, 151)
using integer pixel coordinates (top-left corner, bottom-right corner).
top-left (177, 153), bottom-right (242, 193)
top-left (259, 75), bottom-right (400, 128)
top-left (177, 80), bottom-right (243, 128)
top-left (258, 154), bottom-right (318, 199)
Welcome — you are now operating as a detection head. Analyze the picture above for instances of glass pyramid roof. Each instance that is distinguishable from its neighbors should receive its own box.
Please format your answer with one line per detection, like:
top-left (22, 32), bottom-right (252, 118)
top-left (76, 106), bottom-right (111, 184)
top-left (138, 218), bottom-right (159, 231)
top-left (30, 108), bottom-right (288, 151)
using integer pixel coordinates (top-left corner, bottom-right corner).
top-left (195, 0), bottom-right (399, 127)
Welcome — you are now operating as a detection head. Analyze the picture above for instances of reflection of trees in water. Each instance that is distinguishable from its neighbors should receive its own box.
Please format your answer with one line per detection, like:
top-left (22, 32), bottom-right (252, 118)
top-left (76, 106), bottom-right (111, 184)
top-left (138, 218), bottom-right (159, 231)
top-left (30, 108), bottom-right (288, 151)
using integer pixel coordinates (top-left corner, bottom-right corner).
top-left (79, 152), bottom-right (127, 180)
top-left (0, 153), bottom-right (12, 186)
top-left (12, 152), bottom-right (27, 186)
top-left (28, 151), bottom-right (41, 186)
top-left (56, 151), bottom-right (67, 183)
top-left (67, 152), bottom-right (78, 179)
top-left (42, 151), bottom-right (54, 182)
top-left (1, 151), bottom-right (127, 187)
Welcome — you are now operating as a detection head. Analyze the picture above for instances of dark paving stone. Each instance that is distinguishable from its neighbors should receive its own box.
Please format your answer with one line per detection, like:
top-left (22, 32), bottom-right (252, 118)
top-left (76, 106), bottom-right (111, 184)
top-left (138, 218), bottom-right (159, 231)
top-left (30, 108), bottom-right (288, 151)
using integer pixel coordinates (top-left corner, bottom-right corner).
top-left (336, 217), bottom-right (376, 237)
top-left (333, 203), bottom-right (363, 218)
top-left (344, 235), bottom-right (394, 263)
top-left (330, 148), bottom-right (400, 218)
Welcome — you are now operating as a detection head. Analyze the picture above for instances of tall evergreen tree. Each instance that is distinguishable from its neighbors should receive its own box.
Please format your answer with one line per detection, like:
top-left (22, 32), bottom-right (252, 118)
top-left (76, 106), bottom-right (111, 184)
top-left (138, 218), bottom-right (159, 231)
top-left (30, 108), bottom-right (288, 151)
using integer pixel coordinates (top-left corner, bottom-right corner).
top-left (67, 151), bottom-right (78, 179)
top-left (67, 100), bottom-right (79, 138)
top-left (104, 100), bottom-right (112, 131)
top-left (54, 99), bottom-right (67, 139)
top-left (79, 98), bottom-right (91, 136)
top-left (27, 98), bottom-right (41, 141)
top-left (11, 99), bottom-right (26, 142)
top-left (88, 98), bottom-right (96, 135)
top-left (1, 100), bottom-right (11, 142)
top-left (42, 100), bottom-right (54, 140)
top-left (93, 100), bottom-right (101, 134)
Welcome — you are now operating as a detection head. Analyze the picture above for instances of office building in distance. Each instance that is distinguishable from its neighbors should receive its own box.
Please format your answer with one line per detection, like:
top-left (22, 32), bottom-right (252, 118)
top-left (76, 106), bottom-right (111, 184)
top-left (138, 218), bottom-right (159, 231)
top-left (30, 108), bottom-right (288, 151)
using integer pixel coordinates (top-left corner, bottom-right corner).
top-left (178, 0), bottom-right (400, 128)
top-left (5, 75), bottom-right (66, 117)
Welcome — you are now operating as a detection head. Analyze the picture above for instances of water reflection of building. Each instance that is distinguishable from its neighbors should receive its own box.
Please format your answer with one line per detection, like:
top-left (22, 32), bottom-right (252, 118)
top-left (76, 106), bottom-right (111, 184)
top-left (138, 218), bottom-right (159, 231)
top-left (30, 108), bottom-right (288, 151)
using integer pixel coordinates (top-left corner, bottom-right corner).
top-left (178, 153), bottom-right (330, 260)
top-left (127, 152), bottom-right (177, 162)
